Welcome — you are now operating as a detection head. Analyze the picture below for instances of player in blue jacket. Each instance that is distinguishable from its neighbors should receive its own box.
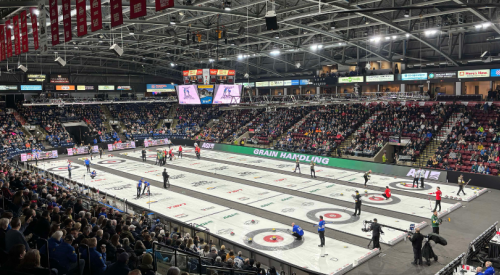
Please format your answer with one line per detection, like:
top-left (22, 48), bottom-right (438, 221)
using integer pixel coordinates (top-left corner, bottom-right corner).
top-left (313, 215), bottom-right (326, 247)
top-left (91, 170), bottom-right (97, 179)
top-left (85, 158), bottom-right (91, 173)
top-left (137, 179), bottom-right (143, 198)
top-left (291, 222), bottom-right (304, 240)
top-left (142, 181), bottom-right (150, 195)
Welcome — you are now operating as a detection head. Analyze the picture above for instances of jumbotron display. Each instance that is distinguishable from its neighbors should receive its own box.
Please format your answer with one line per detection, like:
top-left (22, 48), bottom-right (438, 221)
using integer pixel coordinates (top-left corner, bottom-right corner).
top-left (213, 84), bottom-right (241, 104)
top-left (176, 85), bottom-right (201, 105)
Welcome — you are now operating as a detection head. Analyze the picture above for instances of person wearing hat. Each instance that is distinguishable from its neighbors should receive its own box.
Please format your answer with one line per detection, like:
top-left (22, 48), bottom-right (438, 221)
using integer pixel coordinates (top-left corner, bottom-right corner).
top-left (138, 253), bottom-right (154, 274)
top-left (353, 190), bottom-right (362, 216)
top-left (54, 233), bottom-right (85, 275)
top-left (105, 252), bottom-right (130, 275)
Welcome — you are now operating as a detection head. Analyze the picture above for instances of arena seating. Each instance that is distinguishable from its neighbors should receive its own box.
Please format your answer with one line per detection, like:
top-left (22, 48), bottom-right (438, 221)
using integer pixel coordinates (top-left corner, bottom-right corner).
top-left (434, 103), bottom-right (500, 175)
top-left (0, 110), bottom-right (44, 160)
top-left (0, 162), bottom-right (266, 275)
top-left (195, 109), bottom-right (262, 143)
top-left (109, 103), bottom-right (171, 140)
top-left (278, 104), bottom-right (373, 155)
top-left (174, 106), bottom-right (223, 139)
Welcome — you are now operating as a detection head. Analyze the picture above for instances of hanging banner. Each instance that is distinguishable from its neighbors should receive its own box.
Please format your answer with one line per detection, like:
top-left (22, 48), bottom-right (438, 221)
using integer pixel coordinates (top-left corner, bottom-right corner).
top-left (90, 0), bottom-right (102, 32)
top-left (30, 8), bottom-right (39, 51)
top-left (5, 20), bottom-right (12, 58)
top-left (13, 15), bottom-right (20, 55)
top-left (130, 0), bottom-right (147, 19)
top-left (62, 0), bottom-right (72, 42)
top-left (49, 0), bottom-right (59, 46)
top-left (76, 0), bottom-right (87, 36)
top-left (37, 1), bottom-right (48, 53)
top-left (156, 0), bottom-right (175, 11)
top-left (110, 0), bottom-right (124, 28)
top-left (0, 26), bottom-right (5, 61)
top-left (20, 11), bottom-right (28, 53)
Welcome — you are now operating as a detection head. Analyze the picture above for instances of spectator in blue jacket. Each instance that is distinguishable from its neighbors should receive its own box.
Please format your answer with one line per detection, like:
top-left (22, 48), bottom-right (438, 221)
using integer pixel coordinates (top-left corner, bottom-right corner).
top-left (54, 234), bottom-right (85, 275)
top-left (84, 237), bottom-right (108, 275)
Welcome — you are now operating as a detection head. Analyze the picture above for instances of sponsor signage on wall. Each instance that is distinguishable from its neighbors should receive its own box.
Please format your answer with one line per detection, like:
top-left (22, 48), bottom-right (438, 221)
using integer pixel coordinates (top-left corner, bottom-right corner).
top-left (77, 85), bottom-right (95, 90)
top-left (56, 85), bottom-right (75, 90)
top-left (269, 81), bottom-right (284, 86)
top-left (0, 85), bottom-right (17, 90)
top-left (21, 85), bottom-right (42, 90)
top-left (50, 74), bottom-right (70, 83)
top-left (401, 73), bottom-right (428, 80)
top-left (428, 72), bottom-right (457, 79)
top-left (338, 76), bottom-right (364, 83)
top-left (256, 81), bottom-right (269, 87)
top-left (27, 74), bottom-right (46, 82)
top-left (146, 84), bottom-right (176, 92)
top-left (98, 85), bottom-right (115, 90)
top-left (458, 69), bottom-right (490, 78)
top-left (366, 75), bottom-right (394, 82)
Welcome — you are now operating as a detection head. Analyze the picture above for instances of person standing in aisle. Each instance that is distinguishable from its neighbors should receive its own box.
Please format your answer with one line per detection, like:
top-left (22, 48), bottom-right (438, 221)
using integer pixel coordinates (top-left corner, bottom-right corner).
top-left (99, 147), bottom-right (103, 159)
top-left (142, 148), bottom-right (146, 162)
top-left (457, 174), bottom-right (467, 195)
top-left (431, 211), bottom-right (441, 234)
top-left (162, 169), bottom-right (169, 189)
top-left (293, 157), bottom-right (301, 173)
top-left (178, 145), bottom-right (183, 158)
top-left (429, 187), bottom-right (442, 212)
top-left (137, 178), bottom-right (143, 198)
top-left (363, 170), bottom-right (371, 186)
top-left (413, 168), bottom-right (420, 188)
top-left (313, 216), bottom-right (326, 247)
top-left (310, 161), bottom-right (316, 178)
top-left (353, 190), bottom-right (362, 216)
top-left (85, 158), bottom-right (91, 173)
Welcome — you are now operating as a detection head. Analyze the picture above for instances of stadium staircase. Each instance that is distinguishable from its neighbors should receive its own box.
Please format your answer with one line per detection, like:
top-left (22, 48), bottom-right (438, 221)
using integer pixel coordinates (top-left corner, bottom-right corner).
top-left (414, 111), bottom-right (463, 166)
top-left (337, 110), bottom-right (383, 156)
top-left (99, 105), bottom-right (114, 133)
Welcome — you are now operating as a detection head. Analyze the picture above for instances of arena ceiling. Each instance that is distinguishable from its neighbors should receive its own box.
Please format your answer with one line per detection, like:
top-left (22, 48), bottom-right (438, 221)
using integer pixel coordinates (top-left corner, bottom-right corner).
top-left (0, 0), bottom-right (499, 82)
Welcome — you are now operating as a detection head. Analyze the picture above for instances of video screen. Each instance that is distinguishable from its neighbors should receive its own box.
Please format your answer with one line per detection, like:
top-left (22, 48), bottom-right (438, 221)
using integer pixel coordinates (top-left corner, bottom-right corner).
top-left (176, 85), bottom-right (201, 104)
top-left (213, 84), bottom-right (241, 104)
top-left (197, 85), bottom-right (214, 104)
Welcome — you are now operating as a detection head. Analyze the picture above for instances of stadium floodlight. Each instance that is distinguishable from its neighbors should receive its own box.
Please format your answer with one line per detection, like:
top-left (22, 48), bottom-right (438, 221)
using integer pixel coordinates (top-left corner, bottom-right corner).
top-left (55, 57), bottom-right (66, 67)
top-left (110, 44), bottom-right (123, 56)
top-left (18, 64), bottom-right (27, 72)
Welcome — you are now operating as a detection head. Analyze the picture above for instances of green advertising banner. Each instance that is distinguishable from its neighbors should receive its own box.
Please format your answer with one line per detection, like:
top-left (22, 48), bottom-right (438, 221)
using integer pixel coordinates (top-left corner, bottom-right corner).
top-left (206, 143), bottom-right (447, 182)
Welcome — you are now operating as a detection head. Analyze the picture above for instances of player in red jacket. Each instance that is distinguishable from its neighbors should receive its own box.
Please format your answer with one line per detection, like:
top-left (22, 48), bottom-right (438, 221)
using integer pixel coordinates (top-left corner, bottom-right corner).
top-left (178, 145), bottom-right (183, 158)
top-left (169, 148), bottom-right (173, 161)
top-left (195, 146), bottom-right (201, 159)
top-left (382, 186), bottom-right (391, 200)
top-left (429, 187), bottom-right (442, 212)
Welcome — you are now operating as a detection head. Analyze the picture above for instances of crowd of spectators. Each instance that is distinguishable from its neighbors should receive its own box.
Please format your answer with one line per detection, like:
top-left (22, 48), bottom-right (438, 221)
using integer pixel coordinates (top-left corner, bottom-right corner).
top-left (174, 106), bottom-right (223, 139)
top-left (248, 107), bottom-right (309, 146)
top-left (0, 109), bottom-right (44, 160)
top-left (109, 103), bottom-right (171, 140)
top-left (194, 109), bottom-right (261, 143)
top-left (276, 104), bottom-right (372, 156)
top-left (428, 103), bottom-right (500, 175)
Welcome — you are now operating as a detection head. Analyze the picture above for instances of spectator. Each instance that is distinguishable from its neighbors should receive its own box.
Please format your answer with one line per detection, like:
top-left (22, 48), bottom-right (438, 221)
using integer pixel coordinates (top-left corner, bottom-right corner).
top-left (5, 217), bottom-right (30, 252)
top-left (138, 253), bottom-right (154, 275)
top-left (18, 249), bottom-right (55, 275)
top-left (214, 256), bottom-right (224, 267)
top-left (0, 217), bottom-right (8, 251)
top-left (105, 252), bottom-right (131, 275)
top-left (2, 244), bottom-right (26, 270)
top-left (167, 266), bottom-right (181, 275)
top-left (218, 244), bottom-right (227, 260)
top-left (54, 234), bottom-right (85, 275)
top-left (84, 237), bottom-right (107, 275)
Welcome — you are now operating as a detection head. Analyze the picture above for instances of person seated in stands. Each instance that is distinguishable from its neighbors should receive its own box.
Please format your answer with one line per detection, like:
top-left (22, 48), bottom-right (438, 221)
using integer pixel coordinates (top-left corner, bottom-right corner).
top-left (471, 162), bottom-right (479, 173)
top-left (426, 157), bottom-right (433, 167)
top-left (91, 170), bottom-right (97, 179)
top-left (449, 150), bottom-right (457, 160)
top-left (18, 249), bottom-right (57, 275)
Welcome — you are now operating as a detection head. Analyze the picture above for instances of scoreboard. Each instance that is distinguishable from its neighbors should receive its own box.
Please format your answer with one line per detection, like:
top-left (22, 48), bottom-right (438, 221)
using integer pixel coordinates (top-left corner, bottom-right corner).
top-left (183, 69), bottom-right (235, 85)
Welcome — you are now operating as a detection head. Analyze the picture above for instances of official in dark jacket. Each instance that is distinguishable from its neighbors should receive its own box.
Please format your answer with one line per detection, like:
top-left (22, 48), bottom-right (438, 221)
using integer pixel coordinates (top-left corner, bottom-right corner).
top-left (409, 228), bottom-right (424, 265)
top-left (162, 169), bottom-right (169, 189)
top-left (370, 218), bottom-right (384, 250)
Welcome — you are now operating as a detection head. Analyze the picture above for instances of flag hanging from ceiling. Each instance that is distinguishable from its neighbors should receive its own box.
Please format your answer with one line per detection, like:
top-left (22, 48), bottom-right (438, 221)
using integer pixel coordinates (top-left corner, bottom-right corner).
top-left (0, 26), bottom-right (5, 61)
top-left (76, 0), bottom-right (87, 36)
top-left (110, 0), bottom-right (124, 28)
top-left (62, 0), bottom-right (72, 42)
top-left (90, 0), bottom-right (102, 32)
top-left (49, 0), bottom-right (59, 46)
top-left (156, 0), bottom-right (174, 11)
top-left (130, 0), bottom-right (147, 19)
top-left (20, 10), bottom-right (28, 53)
top-left (37, 2), bottom-right (48, 54)
top-left (13, 15), bottom-right (20, 55)
top-left (30, 8), bottom-right (39, 51)
top-left (5, 20), bottom-right (12, 58)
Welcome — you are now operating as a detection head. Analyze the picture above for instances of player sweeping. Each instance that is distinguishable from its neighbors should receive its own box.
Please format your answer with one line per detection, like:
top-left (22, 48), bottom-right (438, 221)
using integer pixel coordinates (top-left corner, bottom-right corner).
top-left (457, 174), bottom-right (469, 196)
top-left (195, 145), bottom-right (201, 159)
top-left (363, 170), bottom-right (371, 186)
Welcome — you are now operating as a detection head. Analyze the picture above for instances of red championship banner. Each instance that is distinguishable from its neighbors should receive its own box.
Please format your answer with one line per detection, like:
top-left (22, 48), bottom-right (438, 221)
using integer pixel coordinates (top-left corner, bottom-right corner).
top-left (0, 26), bottom-right (5, 61)
top-left (62, 0), bottom-right (72, 42)
top-left (90, 0), bottom-right (102, 32)
top-left (156, 0), bottom-right (174, 11)
top-left (20, 10), bottom-right (28, 53)
top-left (49, 0), bottom-right (59, 46)
top-left (76, 0), bottom-right (87, 36)
top-left (30, 8), bottom-right (39, 50)
top-left (130, 0), bottom-right (147, 19)
top-left (110, 0), bottom-right (123, 28)
top-left (6, 20), bottom-right (12, 58)
top-left (13, 15), bottom-right (20, 55)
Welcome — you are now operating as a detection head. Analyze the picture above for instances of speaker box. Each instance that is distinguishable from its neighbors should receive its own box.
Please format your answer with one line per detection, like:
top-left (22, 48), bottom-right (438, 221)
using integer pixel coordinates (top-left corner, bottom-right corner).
top-left (265, 11), bottom-right (278, 30)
